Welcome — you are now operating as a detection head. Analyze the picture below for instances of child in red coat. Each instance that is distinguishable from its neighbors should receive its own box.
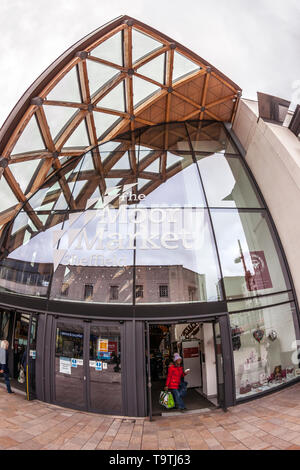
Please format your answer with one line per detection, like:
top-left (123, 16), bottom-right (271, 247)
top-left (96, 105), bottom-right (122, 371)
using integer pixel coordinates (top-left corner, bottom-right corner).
top-left (165, 353), bottom-right (189, 411)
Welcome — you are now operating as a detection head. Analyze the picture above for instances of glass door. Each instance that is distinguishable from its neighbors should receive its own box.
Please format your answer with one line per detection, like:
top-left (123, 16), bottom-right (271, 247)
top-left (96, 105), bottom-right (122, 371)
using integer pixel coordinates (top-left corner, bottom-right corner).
top-left (53, 318), bottom-right (123, 414)
top-left (12, 312), bottom-right (30, 388)
top-left (88, 323), bottom-right (122, 414)
top-left (213, 321), bottom-right (225, 409)
top-left (54, 319), bottom-right (86, 409)
top-left (26, 313), bottom-right (39, 399)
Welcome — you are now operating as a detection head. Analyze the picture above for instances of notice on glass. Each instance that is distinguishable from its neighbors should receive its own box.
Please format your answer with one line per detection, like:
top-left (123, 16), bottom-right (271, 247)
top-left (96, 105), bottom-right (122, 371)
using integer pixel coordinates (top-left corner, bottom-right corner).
top-left (99, 339), bottom-right (108, 353)
top-left (60, 357), bottom-right (71, 375)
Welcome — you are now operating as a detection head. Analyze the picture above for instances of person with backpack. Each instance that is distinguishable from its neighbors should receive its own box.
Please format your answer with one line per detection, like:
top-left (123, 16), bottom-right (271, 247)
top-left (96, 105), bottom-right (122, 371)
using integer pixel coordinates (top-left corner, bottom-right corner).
top-left (164, 353), bottom-right (189, 412)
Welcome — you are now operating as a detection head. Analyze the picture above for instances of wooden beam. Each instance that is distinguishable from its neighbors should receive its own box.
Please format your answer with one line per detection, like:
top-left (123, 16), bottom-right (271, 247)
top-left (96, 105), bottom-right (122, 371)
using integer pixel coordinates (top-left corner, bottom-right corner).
top-left (55, 110), bottom-right (87, 151)
top-left (133, 46), bottom-right (168, 70)
top-left (85, 24), bottom-right (126, 53)
top-left (88, 55), bottom-right (126, 72)
top-left (91, 72), bottom-right (126, 106)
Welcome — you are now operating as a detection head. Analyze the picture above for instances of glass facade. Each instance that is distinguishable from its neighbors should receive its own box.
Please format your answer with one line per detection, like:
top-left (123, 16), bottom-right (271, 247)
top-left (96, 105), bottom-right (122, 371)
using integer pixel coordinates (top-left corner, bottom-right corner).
top-left (0, 121), bottom-right (294, 310)
top-left (0, 119), bottom-right (299, 402)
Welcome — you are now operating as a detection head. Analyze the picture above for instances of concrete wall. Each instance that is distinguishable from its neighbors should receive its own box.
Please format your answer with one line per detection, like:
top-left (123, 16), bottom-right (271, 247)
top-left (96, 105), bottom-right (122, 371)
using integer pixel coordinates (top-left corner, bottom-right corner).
top-left (233, 99), bottom-right (300, 304)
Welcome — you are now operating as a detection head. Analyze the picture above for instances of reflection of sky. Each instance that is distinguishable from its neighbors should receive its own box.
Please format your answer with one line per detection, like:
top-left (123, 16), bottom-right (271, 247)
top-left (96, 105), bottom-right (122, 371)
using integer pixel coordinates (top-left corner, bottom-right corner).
top-left (139, 162), bottom-right (206, 207)
top-left (198, 155), bottom-right (261, 209)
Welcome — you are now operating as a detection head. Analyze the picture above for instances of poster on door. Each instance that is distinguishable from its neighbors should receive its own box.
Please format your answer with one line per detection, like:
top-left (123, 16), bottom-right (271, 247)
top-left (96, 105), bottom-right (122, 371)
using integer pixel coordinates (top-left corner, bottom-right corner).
top-left (98, 339), bottom-right (108, 352)
top-left (247, 251), bottom-right (273, 291)
top-left (59, 357), bottom-right (71, 374)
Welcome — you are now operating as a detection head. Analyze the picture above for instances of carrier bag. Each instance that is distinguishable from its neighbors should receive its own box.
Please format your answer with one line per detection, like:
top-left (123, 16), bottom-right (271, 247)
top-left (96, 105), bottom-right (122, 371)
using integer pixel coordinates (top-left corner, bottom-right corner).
top-left (18, 366), bottom-right (25, 384)
top-left (159, 391), bottom-right (175, 409)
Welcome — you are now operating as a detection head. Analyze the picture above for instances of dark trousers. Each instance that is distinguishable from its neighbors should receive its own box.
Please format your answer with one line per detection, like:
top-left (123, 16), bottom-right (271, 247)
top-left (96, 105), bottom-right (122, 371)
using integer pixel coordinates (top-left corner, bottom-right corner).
top-left (171, 389), bottom-right (185, 410)
top-left (1, 365), bottom-right (12, 393)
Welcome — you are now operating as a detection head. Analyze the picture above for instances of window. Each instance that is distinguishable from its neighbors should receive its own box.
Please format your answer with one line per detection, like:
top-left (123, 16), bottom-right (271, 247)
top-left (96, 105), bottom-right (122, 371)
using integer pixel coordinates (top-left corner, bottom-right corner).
top-left (61, 282), bottom-right (69, 297)
top-left (110, 285), bottom-right (119, 300)
top-left (159, 285), bottom-right (169, 298)
top-left (84, 284), bottom-right (93, 300)
top-left (135, 285), bottom-right (144, 298)
top-left (230, 302), bottom-right (299, 400)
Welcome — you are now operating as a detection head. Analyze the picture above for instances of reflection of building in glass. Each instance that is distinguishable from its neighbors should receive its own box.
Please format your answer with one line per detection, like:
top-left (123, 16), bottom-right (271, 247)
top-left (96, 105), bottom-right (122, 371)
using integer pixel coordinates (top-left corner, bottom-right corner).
top-left (0, 258), bottom-right (208, 303)
top-left (51, 264), bottom-right (207, 303)
top-left (0, 258), bottom-right (51, 296)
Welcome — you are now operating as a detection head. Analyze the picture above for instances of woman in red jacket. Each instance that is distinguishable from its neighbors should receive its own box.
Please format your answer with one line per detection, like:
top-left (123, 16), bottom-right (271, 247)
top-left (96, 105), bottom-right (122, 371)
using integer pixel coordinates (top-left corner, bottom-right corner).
top-left (165, 353), bottom-right (189, 411)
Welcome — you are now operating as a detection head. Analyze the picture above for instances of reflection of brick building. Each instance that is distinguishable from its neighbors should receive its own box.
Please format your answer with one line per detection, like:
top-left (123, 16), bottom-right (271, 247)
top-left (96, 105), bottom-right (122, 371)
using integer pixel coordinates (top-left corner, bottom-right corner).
top-left (51, 265), bottom-right (207, 303)
top-left (0, 258), bottom-right (51, 297)
top-left (0, 258), bottom-right (207, 303)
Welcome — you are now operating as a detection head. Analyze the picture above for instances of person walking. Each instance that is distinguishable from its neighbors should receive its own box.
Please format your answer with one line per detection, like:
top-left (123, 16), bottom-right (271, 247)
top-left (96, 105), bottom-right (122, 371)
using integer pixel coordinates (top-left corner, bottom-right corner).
top-left (164, 353), bottom-right (189, 412)
top-left (0, 340), bottom-right (14, 394)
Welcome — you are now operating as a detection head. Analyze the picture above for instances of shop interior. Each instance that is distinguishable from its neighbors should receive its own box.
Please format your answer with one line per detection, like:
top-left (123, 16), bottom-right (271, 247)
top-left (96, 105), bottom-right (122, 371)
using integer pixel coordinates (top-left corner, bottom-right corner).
top-left (0, 311), bottom-right (30, 392)
top-left (148, 321), bottom-right (220, 415)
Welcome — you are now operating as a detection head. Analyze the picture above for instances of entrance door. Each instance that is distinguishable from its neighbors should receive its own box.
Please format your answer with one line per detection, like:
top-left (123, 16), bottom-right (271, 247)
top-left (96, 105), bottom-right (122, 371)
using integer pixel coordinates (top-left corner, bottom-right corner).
top-left (26, 313), bottom-right (39, 399)
top-left (88, 323), bottom-right (122, 414)
top-left (12, 312), bottom-right (30, 388)
top-left (54, 319), bottom-right (86, 409)
top-left (53, 318), bottom-right (123, 414)
top-left (146, 317), bottom-right (232, 415)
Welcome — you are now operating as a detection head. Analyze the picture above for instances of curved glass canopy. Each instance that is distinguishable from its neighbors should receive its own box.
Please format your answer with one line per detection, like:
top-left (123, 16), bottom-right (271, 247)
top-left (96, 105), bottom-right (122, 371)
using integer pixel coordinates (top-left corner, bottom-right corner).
top-left (0, 121), bottom-right (291, 306)
top-left (0, 15), bottom-right (241, 234)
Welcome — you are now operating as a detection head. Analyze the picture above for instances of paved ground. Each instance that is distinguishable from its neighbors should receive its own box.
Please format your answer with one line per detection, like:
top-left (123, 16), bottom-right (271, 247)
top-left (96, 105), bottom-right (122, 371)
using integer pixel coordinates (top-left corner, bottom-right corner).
top-left (1, 383), bottom-right (300, 450)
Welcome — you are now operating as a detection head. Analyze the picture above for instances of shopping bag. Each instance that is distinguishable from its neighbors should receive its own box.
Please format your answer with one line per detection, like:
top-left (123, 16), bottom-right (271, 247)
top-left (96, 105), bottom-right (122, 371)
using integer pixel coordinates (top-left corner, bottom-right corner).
top-left (18, 366), bottom-right (25, 384)
top-left (159, 391), bottom-right (175, 409)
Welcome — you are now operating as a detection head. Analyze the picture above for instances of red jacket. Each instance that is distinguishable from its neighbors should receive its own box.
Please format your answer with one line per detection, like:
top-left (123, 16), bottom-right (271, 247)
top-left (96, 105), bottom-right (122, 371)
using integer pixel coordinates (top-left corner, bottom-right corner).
top-left (165, 364), bottom-right (185, 389)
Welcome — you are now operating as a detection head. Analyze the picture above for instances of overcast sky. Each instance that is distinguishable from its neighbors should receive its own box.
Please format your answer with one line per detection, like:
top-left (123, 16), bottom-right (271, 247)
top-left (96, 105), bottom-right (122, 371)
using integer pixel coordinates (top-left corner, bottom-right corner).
top-left (0, 0), bottom-right (299, 128)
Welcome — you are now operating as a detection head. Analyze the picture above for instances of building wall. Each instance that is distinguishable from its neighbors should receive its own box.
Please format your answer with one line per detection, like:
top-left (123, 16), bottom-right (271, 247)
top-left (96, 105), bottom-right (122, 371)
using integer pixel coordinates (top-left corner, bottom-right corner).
top-left (233, 99), bottom-right (300, 303)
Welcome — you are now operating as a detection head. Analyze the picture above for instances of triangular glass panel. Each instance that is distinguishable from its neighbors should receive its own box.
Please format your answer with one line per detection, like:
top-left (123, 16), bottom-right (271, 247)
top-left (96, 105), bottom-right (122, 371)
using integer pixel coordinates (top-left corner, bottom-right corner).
top-left (47, 66), bottom-right (82, 103)
top-left (93, 112), bottom-right (120, 140)
top-left (9, 159), bottom-right (41, 194)
top-left (53, 190), bottom-right (68, 210)
top-left (97, 81), bottom-right (125, 112)
top-left (105, 178), bottom-right (122, 188)
top-left (166, 152), bottom-right (185, 168)
top-left (36, 213), bottom-right (50, 225)
top-left (132, 28), bottom-right (163, 63)
top-left (62, 119), bottom-right (90, 149)
top-left (111, 151), bottom-right (130, 170)
top-left (79, 152), bottom-right (95, 171)
top-left (133, 76), bottom-right (160, 107)
top-left (86, 60), bottom-right (119, 96)
top-left (11, 115), bottom-right (45, 155)
top-left (144, 158), bottom-right (160, 173)
top-left (11, 212), bottom-right (29, 236)
top-left (68, 180), bottom-right (87, 200)
top-left (0, 177), bottom-right (18, 212)
top-left (138, 53), bottom-right (165, 84)
top-left (99, 141), bottom-right (121, 153)
top-left (89, 186), bottom-right (101, 201)
top-left (90, 32), bottom-right (123, 66)
top-left (172, 52), bottom-right (201, 83)
top-left (138, 178), bottom-right (149, 190)
top-left (136, 145), bottom-right (153, 160)
top-left (44, 105), bottom-right (76, 141)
